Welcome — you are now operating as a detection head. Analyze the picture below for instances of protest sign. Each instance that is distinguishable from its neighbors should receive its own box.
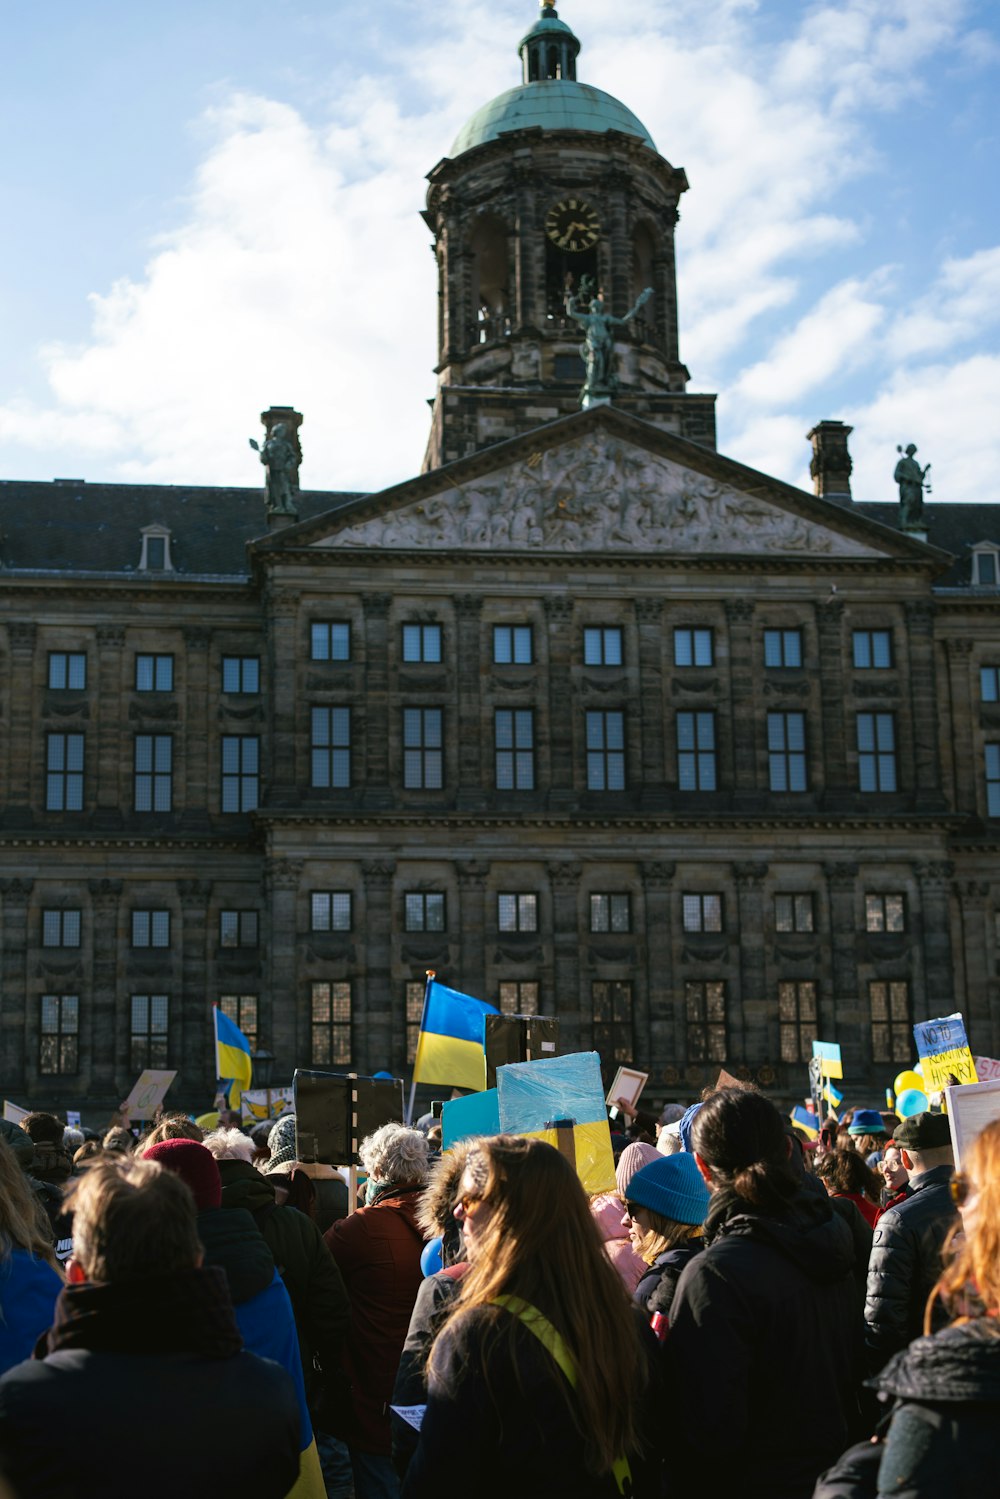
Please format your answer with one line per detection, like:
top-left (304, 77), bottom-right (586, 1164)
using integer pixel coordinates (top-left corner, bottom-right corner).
top-left (241, 1086), bottom-right (293, 1124)
top-left (913, 1013), bottom-right (979, 1090)
top-left (973, 1056), bottom-right (1000, 1082)
top-left (811, 1040), bottom-right (843, 1079)
top-left (441, 1088), bottom-right (500, 1150)
top-left (484, 1014), bottom-right (559, 1089)
top-left (944, 1078), bottom-right (1000, 1167)
top-left (2, 1100), bottom-right (28, 1125)
top-left (293, 1070), bottom-right (403, 1168)
top-left (605, 1066), bottom-right (649, 1113)
top-left (122, 1069), bottom-right (177, 1120)
top-left (496, 1051), bottom-right (615, 1194)
top-left (66, 1110), bottom-right (81, 1128)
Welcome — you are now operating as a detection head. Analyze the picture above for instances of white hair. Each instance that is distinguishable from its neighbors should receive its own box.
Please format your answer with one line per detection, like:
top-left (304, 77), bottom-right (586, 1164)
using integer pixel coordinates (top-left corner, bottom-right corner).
top-left (359, 1122), bottom-right (429, 1186)
top-left (63, 1127), bottom-right (85, 1153)
top-left (202, 1127), bottom-right (256, 1163)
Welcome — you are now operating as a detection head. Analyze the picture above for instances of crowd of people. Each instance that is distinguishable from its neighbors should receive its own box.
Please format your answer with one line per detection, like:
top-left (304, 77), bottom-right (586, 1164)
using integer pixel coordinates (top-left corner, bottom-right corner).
top-left (0, 1082), bottom-right (994, 1499)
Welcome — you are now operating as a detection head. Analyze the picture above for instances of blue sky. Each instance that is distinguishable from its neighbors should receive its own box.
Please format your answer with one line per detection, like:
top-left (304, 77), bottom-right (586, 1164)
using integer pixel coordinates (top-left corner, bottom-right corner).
top-left (1, 0), bottom-right (998, 502)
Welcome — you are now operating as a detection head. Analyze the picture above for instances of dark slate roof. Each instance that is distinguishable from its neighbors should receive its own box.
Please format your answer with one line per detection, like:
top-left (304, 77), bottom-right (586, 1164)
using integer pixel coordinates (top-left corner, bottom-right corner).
top-left (855, 503), bottom-right (1000, 589)
top-left (0, 480), bottom-right (363, 577)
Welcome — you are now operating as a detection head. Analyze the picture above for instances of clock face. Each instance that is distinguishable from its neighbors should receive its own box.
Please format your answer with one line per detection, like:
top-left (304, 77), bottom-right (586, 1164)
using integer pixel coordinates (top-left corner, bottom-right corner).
top-left (545, 197), bottom-right (600, 253)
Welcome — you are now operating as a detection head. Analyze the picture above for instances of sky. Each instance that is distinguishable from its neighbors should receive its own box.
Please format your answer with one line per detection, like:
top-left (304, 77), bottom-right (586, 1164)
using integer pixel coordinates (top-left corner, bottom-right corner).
top-left (0, 0), bottom-right (998, 504)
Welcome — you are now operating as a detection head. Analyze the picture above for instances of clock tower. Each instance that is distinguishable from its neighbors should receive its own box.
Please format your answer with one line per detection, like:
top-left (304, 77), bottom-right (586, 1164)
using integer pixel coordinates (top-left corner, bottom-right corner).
top-left (422, 2), bottom-right (717, 470)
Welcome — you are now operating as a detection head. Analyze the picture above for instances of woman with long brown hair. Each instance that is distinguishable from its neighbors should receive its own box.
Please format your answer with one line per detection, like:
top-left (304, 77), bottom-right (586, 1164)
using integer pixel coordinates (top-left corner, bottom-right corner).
top-left (401, 1134), bottom-right (659, 1498)
top-left (0, 1137), bottom-right (63, 1375)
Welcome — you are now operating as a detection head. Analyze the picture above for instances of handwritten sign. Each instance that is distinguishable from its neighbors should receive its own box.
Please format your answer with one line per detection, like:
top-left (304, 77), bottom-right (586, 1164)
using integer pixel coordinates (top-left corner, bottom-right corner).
top-left (913, 1014), bottom-right (978, 1091)
top-left (122, 1069), bottom-right (177, 1120)
top-left (973, 1056), bottom-right (1000, 1082)
top-left (241, 1087), bottom-right (293, 1123)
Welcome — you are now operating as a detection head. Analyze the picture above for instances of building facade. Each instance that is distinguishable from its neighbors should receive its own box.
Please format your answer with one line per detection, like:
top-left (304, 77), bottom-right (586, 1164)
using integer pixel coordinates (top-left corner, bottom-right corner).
top-left (2, 4), bottom-right (999, 1117)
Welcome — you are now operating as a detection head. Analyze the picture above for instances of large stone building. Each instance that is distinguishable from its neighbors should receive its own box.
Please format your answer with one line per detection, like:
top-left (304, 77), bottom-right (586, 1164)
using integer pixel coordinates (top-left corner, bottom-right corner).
top-left (2, 4), bottom-right (999, 1118)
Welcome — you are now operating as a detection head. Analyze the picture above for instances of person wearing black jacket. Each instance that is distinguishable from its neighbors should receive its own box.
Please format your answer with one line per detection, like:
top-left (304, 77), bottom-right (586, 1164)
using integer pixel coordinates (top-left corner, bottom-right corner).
top-left (664, 1088), bottom-right (862, 1499)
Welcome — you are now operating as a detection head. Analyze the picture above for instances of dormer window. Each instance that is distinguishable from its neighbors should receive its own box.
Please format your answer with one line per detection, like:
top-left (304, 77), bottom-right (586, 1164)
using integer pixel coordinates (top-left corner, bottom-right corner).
top-left (972, 545), bottom-right (1000, 588)
top-left (139, 525), bottom-right (173, 573)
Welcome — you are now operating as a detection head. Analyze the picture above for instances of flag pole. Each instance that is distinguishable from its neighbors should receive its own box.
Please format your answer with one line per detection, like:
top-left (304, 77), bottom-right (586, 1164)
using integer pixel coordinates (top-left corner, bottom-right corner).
top-left (405, 970), bottom-right (435, 1126)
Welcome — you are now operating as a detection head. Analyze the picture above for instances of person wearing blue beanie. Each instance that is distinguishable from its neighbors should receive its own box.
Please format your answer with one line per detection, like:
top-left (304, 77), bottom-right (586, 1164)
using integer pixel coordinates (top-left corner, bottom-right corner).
top-left (621, 1154), bottom-right (710, 1319)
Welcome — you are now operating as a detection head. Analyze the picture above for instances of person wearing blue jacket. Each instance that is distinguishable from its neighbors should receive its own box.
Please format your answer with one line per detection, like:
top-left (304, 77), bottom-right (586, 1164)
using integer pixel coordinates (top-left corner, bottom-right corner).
top-left (0, 1137), bottom-right (63, 1375)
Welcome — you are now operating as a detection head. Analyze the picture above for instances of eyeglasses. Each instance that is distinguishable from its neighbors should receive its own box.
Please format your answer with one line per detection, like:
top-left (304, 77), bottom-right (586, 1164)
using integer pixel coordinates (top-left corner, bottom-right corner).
top-left (951, 1173), bottom-right (973, 1208)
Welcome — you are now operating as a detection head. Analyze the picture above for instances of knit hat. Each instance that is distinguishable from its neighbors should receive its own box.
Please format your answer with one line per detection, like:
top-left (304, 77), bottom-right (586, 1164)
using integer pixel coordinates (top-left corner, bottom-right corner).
top-left (625, 1153), bottom-right (710, 1227)
top-left (261, 1114), bottom-right (297, 1176)
top-left (615, 1141), bottom-right (659, 1197)
top-left (894, 1112), bottom-right (952, 1151)
top-left (143, 1139), bottom-right (222, 1210)
top-left (847, 1109), bottom-right (887, 1137)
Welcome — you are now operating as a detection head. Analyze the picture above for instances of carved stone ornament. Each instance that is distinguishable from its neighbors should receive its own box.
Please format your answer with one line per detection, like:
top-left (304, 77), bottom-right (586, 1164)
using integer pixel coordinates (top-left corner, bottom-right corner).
top-left (315, 435), bottom-right (884, 558)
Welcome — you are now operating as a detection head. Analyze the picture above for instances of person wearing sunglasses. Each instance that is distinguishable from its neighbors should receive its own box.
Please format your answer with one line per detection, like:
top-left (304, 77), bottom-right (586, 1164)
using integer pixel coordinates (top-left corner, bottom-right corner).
top-left (621, 1153), bottom-right (709, 1319)
top-left (814, 1116), bottom-right (1000, 1498)
top-left (401, 1134), bottom-right (662, 1498)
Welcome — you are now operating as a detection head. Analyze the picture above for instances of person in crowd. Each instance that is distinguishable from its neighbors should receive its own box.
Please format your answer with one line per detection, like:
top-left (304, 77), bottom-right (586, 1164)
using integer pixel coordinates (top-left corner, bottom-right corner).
top-left (73, 1140), bottom-right (103, 1171)
top-left (864, 1111), bottom-right (957, 1373)
top-left (590, 1140), bottom-right (658, 1294)
top-left (101, 1125), bottom-right (134, 1155)
top-left (402, 1134), bottom-right (661, 1499)
top-left (816, 1148), bottom-right (882, 1229)
top-left (264, 1114), bottom-right (349, 1232)
top-left (624, 1152), bottom-right (709, 1318)
top-left (0, 1139), bottom-right (62, 1376)
top-left (664, 1087), bottom-right (861, 1499)
top-left (61, 1126), bottom-right (84, 1157)
top-left (20, 1114), bottom-right (73, 1188)
top-left (139, 1112), bottom-right (204, 1149)
top-left (0, 1157), bottom-right (300, 1499)
top-left (847, 1110), bottom-right (889, 1168)
top-left (874, 1142), bottom-right (910, 1222)
top-left (814, 1118), bottom-right (1000, 1498)
top-left (326, 1123), bottom-right (430, 1499)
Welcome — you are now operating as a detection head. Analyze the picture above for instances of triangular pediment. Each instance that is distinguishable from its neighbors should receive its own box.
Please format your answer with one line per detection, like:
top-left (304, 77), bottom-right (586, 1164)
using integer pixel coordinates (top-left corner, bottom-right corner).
top-left (258, 408), bottom-right (945, 565)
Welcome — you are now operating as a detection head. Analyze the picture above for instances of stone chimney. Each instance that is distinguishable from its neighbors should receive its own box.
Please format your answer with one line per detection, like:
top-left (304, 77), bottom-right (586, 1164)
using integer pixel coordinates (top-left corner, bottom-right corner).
top-left (807, 421), bottom-right (853, 507)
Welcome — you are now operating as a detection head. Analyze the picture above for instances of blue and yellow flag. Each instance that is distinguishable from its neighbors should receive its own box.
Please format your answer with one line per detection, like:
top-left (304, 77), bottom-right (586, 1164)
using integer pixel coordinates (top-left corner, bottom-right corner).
top-left (823, 1080), bottom-right (844, 1113)
top-left (812, 1039), bottom-right (843, 1080)
top-left (790, 1105), bottom-right (819, 1140)
top-left (412, 980), bottom-right (498, 1092)
top-left (214, 1005), bottom-right (253, 1109)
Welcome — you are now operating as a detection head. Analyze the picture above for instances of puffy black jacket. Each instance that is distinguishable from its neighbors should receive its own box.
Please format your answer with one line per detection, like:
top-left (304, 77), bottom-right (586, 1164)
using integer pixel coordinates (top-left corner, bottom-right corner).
top-left (863, 1164), bottom-right (957, 1373)
top-left (664, 1185), bottom-right (862, 1499)
top-left (634, 1241), bottom-right (703, 1320)
top-left (813, 1320), bottom-right (1000, 1498)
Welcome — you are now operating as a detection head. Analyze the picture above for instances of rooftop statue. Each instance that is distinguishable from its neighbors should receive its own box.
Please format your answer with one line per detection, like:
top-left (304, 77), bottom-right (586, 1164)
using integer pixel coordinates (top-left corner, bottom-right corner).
top-left (894, 443), bottom-right (931, 530)
top-left (249, 422), bottom-right (299, 518)
top-left (564, 276), bottom-right (653, 407)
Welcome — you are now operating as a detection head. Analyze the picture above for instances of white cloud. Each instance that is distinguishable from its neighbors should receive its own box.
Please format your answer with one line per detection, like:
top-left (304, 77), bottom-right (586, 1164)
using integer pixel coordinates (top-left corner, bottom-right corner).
top-left (888, 245), bottom-right (1000, 358)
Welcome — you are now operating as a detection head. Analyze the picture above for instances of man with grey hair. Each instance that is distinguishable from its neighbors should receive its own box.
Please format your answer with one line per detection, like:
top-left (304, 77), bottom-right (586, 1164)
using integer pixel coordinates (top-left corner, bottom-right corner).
top-left (325, 1124), bottom-right (430, 1499)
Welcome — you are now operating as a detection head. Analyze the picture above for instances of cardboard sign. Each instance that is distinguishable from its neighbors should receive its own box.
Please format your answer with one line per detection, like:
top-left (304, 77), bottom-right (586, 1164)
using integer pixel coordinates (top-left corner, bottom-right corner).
top-left (293, 1070), bottom-right (403, 1167)
top-left (605, 1066), bottom-right (649, 1111)
top-left (496, 1051), bottom-right (615, 1194)
top-left (484, 1014), bottom-right (560, 1090)
top-left (944, 1078), bottom-right (1000, 1167)
top-left (811, 1040), bottom-right (843, 1080)
top-left (973, 1056), bottom-right (1000, 1082)
top-left (913, 1014), bottom-right (979, 1091)
top-left (2, 1100), bottom-right (29, 1125)
top-left (122, 1069), bottom-right (177, 1120)
top-left (441, 1088), bottom-right (500, 1150)
top-left (241, 1086), bottom-right (294, 1124)
top-left (65, 1110), bottom-right (81, 1128)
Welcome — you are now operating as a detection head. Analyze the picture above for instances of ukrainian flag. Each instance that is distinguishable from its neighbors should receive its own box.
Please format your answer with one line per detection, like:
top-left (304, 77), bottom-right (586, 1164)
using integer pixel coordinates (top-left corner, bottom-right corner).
top-left (790, 1105), bottom-right (819, 1140)
top-left (823, 1080), bottom-right (844, 1113)
top-left (811, 1040), bottom-right (843, 1080)
top-left (412, 980), bottom-right (498, 1092)
top-left (214, 1005), bottom-right (253, 1109)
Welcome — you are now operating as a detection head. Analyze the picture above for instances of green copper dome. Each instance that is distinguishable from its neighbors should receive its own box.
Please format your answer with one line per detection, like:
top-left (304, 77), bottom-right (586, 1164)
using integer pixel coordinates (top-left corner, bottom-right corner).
top-left (451, 80), bottom-right (656, 156)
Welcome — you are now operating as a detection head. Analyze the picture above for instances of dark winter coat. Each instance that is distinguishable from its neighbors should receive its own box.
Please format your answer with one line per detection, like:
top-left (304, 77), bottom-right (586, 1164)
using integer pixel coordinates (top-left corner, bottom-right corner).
top-left (813, 1320), bottom-right (1000, 1499)
top-left (391, 1264), bottom-right (466, 1476)
top-left (325, 1184), bottom-right (426, 1454)
top-left (864, 1164), bottom-right (957, 1373)
top-left (633, 1240), bottom-right (704, 1320)
top-left (664, 1184), bottom-right (862, 1499)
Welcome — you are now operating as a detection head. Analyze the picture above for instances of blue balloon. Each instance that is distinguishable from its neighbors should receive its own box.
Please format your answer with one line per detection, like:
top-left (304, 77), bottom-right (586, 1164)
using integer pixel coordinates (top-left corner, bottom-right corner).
top-left (420, 1236), bottom-right (443, 1278)
top-left (896, 1088), bottom-right (929, 1119)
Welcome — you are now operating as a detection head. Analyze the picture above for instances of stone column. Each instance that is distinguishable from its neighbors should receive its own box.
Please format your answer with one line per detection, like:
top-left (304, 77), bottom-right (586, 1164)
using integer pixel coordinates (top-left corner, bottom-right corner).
top-left (543, 598), bottom-right (575, 803)
top-left (915, 861), bottom-right (955, 1018)
top-left (642, 861), bottom-right (676, 1069)
top-left (956, 881), bottom-right (996, 1052)
top-left (823, 862), bottom-right (861, 1071)
top-left (266, 858), bottom-right (303, 1072)
top-left (5, 623), bottom-right (36, 816)
top-left (87, 878), bottom-right (123, 1098)
top-left (635, 600), bottom-right (666, 803)
top-left (733, 862), bottom-right (768, 1063)
top-left (363, 593), bottom-right (392, 807)
top-left (182, 626), bottom-right (211, 821)
top-left (945, 638), bottom-right (975, 814)
top-left (512, 162), bottom-right (537, 330)
top-left (264, 585), bottom-right (300, 805)
top-left (724, 601), bottom-right (757, 799)
top-left (95, 626), bottom-right (125, 821)
top-left (905, 601), bottom-right (943, 805)
top-left (454, 596), bottom-right (484, 808)
top-left (0, 879), bottom-right (33, 1089)
top-left (362, 860), bottom-right (396, 1074)
top-left (604, 169), bottom-right (630, 322)
top-left (548, 861), bottom-right (582, 1052)
top-left (457, 860), bottom-right (489, 1000)
top-left (816, 601), bottom-right (849, 801)
top-left (658, 206), bottom-right (681, 369)
top-left (179, 879), bottom-right (212, 1097)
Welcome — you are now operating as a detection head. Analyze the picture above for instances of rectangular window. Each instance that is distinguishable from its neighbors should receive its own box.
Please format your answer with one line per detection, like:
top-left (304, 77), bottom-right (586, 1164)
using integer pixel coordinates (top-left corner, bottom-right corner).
top-left (46, 733), bottom-right (85, 812)
top-left (403, 708), bottom-right (443, 789)
top-left (779, 981), bottom-right (818, 1063)
top-left (220, 910), bottom-right (258, 948)
top-left (870, 980), bottom-right (911, 1064)
top-left (130, 994), bottom-right (169, 1071)
top-left (865, 893), bottom-right (906, 933)
top-left (40, 994), bottom-right (79, 1074)
top-left (146, 536), bottom-right (166, 570)
top-left (219, 994), bottom-right (258, 1054)
top-left (311, 622), bottom-right (351, 662)
top-left (493, 625), bottom-right (533, 665)
top-left (47, 652), bottom-right (86, 691)
top-left (135, 654), bottom-right (173, 692)
top-left (775, 894), bottom-right (815, 934)
top-left (857, 713), bottom-right (897, 792)
top-left (686, 981), bottom-right (727, 1062)
top-left (590, 893), bottom-right (631, 933)
top-left (593, 979), bottom-right (633, 1062)
top-left (134, 734), bottom-right (172, 812)
top-left (495, 709), bottom-right (535, 790)
top-left (311, 891), bottom-right (352, 932)
top-left (682, 893), bottom-right (724, 933)
top-left (980, 666), bottom-right (1000, 703)
top-left (402, 623), bottom-right (442, 664)
top-left (222, 656), bottom-right (260, 694)
top-left (42, 909), bottom-right (81, 948)
top-left (977, 553), bottom-right (998, 586)
top-left (677, 712), bottom-right (717, 791)
top-left (584, 627), bottom-right (623, 667)
top-left (497, 893), bottom-right (538, 933)
top-left (852, 629), bottom-right (893, 669)
top-left (586, 710), bottom-right (625, 791)
top-left (222, 735), bottom-right (260, 811)
top-left (310, 708), bottom-right (350, 790)
top-left (131, 909), bottom-right (171, 948)
top-left (764, 630), bottom-right (802, 669)
top-left (499, 980), bottom-right (539, 1016)
top-left (311, 981), bottom-right (351, 1066)
top-left (673, 627), bottom-right (713, 668)
top-left (768, 712), bottom-right (807, 792)
top-left (404, 892), bottom-right (446, 932)
top-left (986, 744), bottom-right (1000, 817)
top-left (406, 981), bottom-right (425, 1064)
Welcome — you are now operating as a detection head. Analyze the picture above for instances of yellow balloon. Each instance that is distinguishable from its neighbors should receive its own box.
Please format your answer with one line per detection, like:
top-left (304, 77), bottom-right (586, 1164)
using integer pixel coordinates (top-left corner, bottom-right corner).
top-left (893, 1069), bottom-right (925, 1098)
